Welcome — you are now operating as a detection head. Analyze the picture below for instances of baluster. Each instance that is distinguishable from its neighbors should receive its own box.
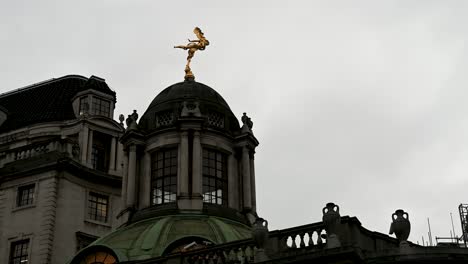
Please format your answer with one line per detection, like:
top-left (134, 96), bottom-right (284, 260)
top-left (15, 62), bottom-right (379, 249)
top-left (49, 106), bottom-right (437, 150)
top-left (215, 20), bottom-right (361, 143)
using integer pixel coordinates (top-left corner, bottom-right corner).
top-left (228, 249), bottom-right (237, 262)
top-left (237, 247), bottom-right (245, 264)
top-left (244, 246), bottom-right (253, 262)
top-left (280, 236), bottom-right (288, 250)
top-left (208, 254), bottom-right (215, 264)
top-left (291, 235), bottom-right (297, 249)
top-left (308, 231), bottom-right (315, 247)
top-left (316, 230), bottom-right (323, 246)
top-left (299, 233), bottom-right (306, 248)
top-left (216, 251), bottom-right (224, 264)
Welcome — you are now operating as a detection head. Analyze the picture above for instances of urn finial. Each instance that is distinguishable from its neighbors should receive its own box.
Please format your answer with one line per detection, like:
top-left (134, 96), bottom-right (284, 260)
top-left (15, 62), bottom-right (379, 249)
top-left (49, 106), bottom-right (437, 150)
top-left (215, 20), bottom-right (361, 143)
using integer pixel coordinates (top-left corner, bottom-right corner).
top-left (322, 202), bottom-right (341, 248)
top-left (389, 209), bottom-right (411, 245)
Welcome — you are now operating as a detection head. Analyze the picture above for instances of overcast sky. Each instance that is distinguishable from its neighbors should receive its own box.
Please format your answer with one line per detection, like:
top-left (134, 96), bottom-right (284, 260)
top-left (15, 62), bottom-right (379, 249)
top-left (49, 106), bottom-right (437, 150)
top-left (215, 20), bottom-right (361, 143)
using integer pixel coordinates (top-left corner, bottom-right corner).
top-left (2, 0), bottom-right (468, 245)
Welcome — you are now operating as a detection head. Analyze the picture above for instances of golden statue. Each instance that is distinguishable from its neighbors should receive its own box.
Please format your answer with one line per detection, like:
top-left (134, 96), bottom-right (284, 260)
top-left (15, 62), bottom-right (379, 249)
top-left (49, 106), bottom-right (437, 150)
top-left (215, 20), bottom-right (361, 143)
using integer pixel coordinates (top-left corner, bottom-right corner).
top-left (174, 27), bottom-right (210, 80)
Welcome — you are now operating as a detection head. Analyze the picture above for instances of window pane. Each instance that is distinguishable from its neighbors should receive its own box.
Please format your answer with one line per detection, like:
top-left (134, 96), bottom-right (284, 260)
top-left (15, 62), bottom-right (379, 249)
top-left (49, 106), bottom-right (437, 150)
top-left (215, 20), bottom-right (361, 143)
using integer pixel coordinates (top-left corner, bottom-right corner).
top-left (17, 184), bottom-right (35, 207)
top-left (151, 148), bottom-right (178, 205)
top-left (88, 192), bottom-right (108, 222)
top-left (9, 239), bottom-right (29, 264)
top-left (202, 149), bottom-right (228, 206)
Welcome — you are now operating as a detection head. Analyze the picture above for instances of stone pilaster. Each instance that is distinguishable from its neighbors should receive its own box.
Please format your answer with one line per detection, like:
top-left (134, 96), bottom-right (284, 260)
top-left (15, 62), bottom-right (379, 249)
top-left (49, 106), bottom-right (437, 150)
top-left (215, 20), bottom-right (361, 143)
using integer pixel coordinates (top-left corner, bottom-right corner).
top-left (80, 125), bottom-right (89, 163)
top-left (109, 137), bottom-right (117, 173)
top-left (126, 145), bottom-right (137, 207)
top-left (192, 131), bottom-right (202, 196)
top-left (228, 154), bottom-right (239, 209)
top-left (242, 146), bottom-right (252, 209)
top-left (250, 153), bottom-right (256, 213)
top-left (141, 152), bottom-right (151, 208)
top-left (121, 151), bottom-right (128, 205)
top-left (37, 177), bottom-right (58, 264)
top-left (179, 132), bottom-right (189, 196)
top-left (191, 131), bottom-right (203, 209)
top-left (116, 142), bottom-right (124, 174)
top-left (0, 189), bottom-right (5, 258)
top-left (86, 129), bottom-right (94, 167)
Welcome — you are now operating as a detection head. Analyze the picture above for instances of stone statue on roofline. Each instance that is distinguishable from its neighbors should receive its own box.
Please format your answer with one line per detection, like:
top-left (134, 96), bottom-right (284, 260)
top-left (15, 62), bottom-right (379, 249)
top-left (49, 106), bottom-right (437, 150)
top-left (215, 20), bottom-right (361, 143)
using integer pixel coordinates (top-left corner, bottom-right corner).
top-left (241, 112), bottom-right (253, 133)
top-left (125, 110), bottom-right (139, 130)
top-left (174, 27), bottom-right (210, 80)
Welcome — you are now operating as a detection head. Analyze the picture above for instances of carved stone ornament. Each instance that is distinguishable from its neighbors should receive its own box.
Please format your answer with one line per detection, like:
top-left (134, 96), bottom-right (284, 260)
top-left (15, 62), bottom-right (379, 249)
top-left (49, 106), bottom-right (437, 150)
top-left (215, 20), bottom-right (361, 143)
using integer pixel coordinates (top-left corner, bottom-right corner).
top-left (181, 101), bottom-right (201, 117)
top-left (389, 209), bottom-right (411, 243)
top-left (252, 217), bottom-right (269, 249)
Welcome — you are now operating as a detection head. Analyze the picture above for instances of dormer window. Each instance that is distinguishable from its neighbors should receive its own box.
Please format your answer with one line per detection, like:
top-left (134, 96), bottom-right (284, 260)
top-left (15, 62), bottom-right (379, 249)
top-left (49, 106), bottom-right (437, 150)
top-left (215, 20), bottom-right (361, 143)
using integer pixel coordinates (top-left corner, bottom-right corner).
top-left (92, 97), bottom-right (110, 117)
top-left (79, 97), bottom-right (89, 115)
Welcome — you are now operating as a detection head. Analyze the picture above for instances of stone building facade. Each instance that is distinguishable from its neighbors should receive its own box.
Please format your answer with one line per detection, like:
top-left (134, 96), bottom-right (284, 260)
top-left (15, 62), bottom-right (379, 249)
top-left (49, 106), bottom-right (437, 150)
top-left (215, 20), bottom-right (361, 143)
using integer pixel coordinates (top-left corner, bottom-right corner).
top-left (2, 74), bottom-right (468, 264)
top-left (0, 75), bottom-right (125, 264)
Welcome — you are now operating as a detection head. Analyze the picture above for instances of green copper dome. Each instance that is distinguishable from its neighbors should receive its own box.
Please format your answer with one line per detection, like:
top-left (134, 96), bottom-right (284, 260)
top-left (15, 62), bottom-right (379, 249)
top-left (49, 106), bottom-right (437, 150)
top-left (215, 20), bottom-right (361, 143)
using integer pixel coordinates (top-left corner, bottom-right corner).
top-left (83, 214), bottom-right (252, 262)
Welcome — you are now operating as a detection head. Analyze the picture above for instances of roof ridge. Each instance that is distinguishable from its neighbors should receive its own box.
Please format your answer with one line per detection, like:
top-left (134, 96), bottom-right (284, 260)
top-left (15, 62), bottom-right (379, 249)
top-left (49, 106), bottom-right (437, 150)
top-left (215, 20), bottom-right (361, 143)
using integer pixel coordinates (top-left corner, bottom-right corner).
top-left (0, 75), bottom-right (89, 99)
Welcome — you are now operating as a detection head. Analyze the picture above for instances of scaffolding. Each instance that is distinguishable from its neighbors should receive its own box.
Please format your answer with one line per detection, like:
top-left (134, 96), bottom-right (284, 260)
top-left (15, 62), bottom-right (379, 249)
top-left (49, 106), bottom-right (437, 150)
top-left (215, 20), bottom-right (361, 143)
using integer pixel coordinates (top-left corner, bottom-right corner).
top-left (459, 204), bottom-right (468, 247)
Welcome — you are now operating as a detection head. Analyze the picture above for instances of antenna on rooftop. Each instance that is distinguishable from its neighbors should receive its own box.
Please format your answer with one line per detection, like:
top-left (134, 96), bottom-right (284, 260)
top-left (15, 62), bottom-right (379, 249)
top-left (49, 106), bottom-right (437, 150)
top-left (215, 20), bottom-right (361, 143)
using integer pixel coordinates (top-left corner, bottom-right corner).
top-left (427, 218), bottom-right (433, 246)
top-left (458, 204), bottom-right (468, 247)
top-left (451, 212), bottom-right (457, 243)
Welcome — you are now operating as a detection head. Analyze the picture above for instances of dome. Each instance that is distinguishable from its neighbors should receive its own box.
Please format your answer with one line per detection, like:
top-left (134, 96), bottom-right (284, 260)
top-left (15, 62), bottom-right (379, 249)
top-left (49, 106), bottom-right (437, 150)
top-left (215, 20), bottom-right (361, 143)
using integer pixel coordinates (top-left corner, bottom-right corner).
top-left (75, 214), bottom-right (252, 262)
top-left (139, 80), bottom-right (241, 133)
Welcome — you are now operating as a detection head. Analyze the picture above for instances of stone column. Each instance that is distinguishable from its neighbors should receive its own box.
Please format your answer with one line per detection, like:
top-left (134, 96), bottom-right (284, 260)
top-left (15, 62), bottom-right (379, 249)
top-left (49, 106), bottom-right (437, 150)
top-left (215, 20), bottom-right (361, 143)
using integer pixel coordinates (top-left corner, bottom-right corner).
top-left (140, 152), bottom-right (151, 208)
top-left (228, 154), bottom-right (239, 209)
top-left (192, 131), bottom-right (202, 196)
top-left (80, 126), bottom-right (89, 163)
top-left (109, 137), bottom-right (117, 173)
top-left (126, 145), bottom-right (137, 207)
top-left (179, 132), bottom-right (189, 196)
top-left (250, 153), bottom-right (257, 213)
top-left (86, 129), bottom-right (94, 167)
top-left (242, 146), bottom-right (252, 209)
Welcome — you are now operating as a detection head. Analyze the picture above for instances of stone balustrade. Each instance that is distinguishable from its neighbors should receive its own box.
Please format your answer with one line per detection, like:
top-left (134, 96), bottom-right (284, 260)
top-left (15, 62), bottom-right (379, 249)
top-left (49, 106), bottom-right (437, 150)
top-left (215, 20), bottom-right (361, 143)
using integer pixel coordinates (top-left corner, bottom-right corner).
top-left (0, 139), bottom-right (78, 167)
top-left (270, 222), bottom-right (326, 252)
top-left (118, 215), bottom-right (408, 264)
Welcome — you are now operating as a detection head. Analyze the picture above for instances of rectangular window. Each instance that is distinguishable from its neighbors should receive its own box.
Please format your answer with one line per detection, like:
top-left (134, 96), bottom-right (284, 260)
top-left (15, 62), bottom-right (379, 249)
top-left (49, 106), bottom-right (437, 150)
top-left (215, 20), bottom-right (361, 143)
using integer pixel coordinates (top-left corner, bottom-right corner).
top-left (91, 144), bottom-right (106, 171)
top-left (151, 148), bottom-right (178, 205)
top-left (91, 97), bottom-right (110, 117)
top-left (17, 184), bottom-right (35, 207)
top-left (76, 232), bottom-right (98, 252)
top-left (9, 239), bottom-right (29, 264)
top-left (79, 97), bottom-right (89, 114)
top-left (88, 192), bottom-right (109, 223)
top-left (202, 149), bottom-right (228, 205)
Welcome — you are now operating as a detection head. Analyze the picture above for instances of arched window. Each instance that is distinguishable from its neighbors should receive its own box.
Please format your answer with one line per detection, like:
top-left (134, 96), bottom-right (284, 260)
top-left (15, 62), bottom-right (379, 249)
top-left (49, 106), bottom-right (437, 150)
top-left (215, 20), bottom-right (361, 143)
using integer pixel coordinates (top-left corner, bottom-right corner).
top-left (151, 148), bottom-right (178, 205)
top-left (202, 148), bottom-right (227, 205)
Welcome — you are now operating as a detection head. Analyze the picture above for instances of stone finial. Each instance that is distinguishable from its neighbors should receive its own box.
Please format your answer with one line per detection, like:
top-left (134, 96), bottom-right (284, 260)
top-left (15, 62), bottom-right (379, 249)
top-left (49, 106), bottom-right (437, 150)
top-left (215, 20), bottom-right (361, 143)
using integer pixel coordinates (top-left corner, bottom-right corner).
top-left (131, 110), bottom-right (138, 122)
top-left (252, 217), bottom-right (269, 262)
top-left (241, 112), bottom-right (253, 133)
top-left (322, 202), bottom-right (341, 248)
top-left (390, 209), bottom-right (411, 246)
top-left (180, 101), bottom-right (201, 117)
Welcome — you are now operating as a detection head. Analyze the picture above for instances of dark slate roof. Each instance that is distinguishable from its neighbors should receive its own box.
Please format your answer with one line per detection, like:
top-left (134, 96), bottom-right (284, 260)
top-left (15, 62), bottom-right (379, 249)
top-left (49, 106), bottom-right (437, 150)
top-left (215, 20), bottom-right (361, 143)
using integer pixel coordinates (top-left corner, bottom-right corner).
top-left (139, 80), bottom-right (241, 133)
top-left (0, 75), bottom-right (115, 133)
